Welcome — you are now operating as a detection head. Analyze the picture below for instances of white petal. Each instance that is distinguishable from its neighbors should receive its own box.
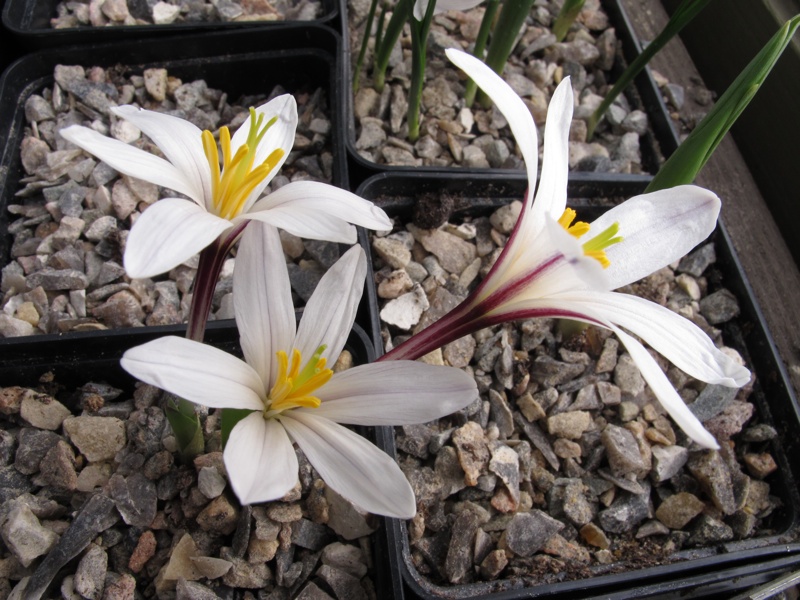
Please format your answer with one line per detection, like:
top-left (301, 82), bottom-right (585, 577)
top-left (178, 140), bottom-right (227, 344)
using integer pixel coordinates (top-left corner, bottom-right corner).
top-left (591, 186), bottom-right (721, 290)
top-left (537, 215), bottom-right (608, 293)
top-left (312, 362), bottom-right (478, 424)
top-left (445, 49), bottom-right (538, 209)
top-left (112, 105), bottom-right (211, 204)
top-left (224, 414), bottom-right (299, 505)
top-left (280, 413), bottom-right (416, 518)
top-left (247, 181), bottom-right (392, 235)
top-left (242, 206), bottom-right (357, 244)
top-left (293, 245), bottom-right (366, 364)
top-left (124, 199), bottom-right (231, 279)
top-left (613, 328), bottom-right (720, 449)
top-left (60, 124), bottom-right (202, 202)
top-left (552, 290), bottom-right (751, 387)
top-left (234, 223), bottom-right (296, 388)
top-left (231, 95), bottom-right (298, 212)
top-left (121, 337), bottom-right (265, 410)
top-left (532, 78), bottom-right (573, 223)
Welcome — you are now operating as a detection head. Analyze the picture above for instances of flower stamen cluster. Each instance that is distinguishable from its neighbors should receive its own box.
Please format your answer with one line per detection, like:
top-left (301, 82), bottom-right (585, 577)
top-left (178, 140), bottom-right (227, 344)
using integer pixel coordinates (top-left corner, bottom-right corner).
top-left (558, 208), bottom-right (623, 269)
top-left (266, 346), bottom-right (332, 416)
top-left (202, 108), bottom-right (285, 220)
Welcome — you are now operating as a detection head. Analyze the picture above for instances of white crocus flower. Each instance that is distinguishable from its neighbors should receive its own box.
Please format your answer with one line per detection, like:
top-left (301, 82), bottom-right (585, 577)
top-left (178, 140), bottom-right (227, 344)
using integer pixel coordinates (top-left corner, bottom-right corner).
top-left (381, 49), bottom-right (750, 449)
top-left (60, 95), bottom-right (391, 279)
top-left (121, 223), bottom-right (478, 516)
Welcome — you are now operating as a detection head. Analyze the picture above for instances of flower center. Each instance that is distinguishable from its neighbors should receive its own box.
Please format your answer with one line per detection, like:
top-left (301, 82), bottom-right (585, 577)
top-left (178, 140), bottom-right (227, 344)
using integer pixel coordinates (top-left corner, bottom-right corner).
top-left (264, 345), bottom-right (333, 417)
top-left (201, 107), bottom-right (285, 220)
top-left (558, 208), bottom-right (623, 269)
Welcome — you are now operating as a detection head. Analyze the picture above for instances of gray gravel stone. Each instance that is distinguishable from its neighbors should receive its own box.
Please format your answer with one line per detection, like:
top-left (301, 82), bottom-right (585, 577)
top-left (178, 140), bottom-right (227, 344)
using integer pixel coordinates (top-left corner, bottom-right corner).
top-left (501, 510), bottom-right (564, 557)
top-left (699, 289), bottom-right (740, 324)
top-left (74, 544), bottom-right (107, 599)
top-left (597, 487), bottom-right (651, 534)
top-left (1, 503), bottom-right (59, 567)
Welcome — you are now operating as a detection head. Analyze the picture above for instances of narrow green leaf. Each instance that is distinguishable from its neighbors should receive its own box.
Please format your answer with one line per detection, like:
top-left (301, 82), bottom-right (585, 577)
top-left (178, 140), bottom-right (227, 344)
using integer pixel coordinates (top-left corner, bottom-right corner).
top-left (476, 0), bottom-right (536, 109)
top-left (586, 0), bottom-right (711, 139)
top-left (354, 0), bottom-right (382, 93)
top-left (407, 0), bottom-right (438, 141)
top-left (373, 0), bottom-right (412, 92)
top-left (464, 0), bottom-right (500, 107)
top-left (647, 14), bottom-right (800, 192)
top-left (552, 0), bottom-right (586, 42)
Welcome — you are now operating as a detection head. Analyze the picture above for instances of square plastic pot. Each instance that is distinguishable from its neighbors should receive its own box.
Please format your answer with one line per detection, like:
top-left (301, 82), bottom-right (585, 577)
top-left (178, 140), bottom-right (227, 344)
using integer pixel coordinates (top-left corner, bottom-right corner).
top-left (358, 171), bottom-right (800, 600)
top-left (0, 319), bottom-right (407, 599)
top-left (0, 26), bottom-right (374, 349)
top-left (2, 0), bottom-right (344, 53)
top-left (342, 0), bottom-right (673, 189)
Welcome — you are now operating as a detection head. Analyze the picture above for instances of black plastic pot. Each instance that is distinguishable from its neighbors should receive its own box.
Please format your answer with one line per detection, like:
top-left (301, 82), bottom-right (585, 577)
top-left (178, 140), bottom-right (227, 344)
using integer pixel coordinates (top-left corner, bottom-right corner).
top-left (342, 0), bottom-right (672, 190)
top-left (0, 25), bottom-right (366, 343)
top-left (2, 0), bottom-right (343, 53)
top-left (0, 319), bottom-right (407, 599)
top-left (358, 171), bottom-right (800, 600)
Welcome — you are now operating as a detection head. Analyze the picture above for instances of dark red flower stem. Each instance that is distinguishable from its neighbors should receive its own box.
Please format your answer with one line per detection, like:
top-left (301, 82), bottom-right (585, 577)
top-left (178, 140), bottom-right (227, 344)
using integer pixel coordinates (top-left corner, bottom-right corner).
top-left (185, 223), bottom-right (248, 342)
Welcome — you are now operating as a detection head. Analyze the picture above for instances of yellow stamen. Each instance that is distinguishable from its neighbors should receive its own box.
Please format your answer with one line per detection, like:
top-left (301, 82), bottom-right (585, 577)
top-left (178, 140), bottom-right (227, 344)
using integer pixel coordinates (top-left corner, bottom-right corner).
top-left (558, 207), bottom-right (591, 238)
top-left (558, 208), bottom-right (623, 269)
top-left (266, 346), bottom-right (332, 414)
top-left (200, 108), bottom-right (285, 220)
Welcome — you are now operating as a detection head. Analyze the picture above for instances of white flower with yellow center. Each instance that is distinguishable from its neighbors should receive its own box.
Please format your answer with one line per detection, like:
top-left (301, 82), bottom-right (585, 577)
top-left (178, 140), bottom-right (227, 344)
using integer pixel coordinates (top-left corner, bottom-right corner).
top-left (121, 222), bottom-right (477, 516)
top-left (60, 95), bottom-right (391, 279)
top-left (381, 49), bottom-right (751, 449)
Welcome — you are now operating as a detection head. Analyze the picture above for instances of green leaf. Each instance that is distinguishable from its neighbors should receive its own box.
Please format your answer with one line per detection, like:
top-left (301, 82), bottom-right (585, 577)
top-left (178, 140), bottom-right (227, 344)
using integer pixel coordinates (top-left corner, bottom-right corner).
top-left (354, 0), bottom-right (381, 93)
top-left (647, 14), bottom-right (800, 192)
top-left (552, 0), bottom-right (585, 42)
top-left (165, 394), bottom-right (205, 462)
top-left (464, 0), bottom-right (500, 107)
top-left (373, 0), bottom-right (412, 91)
top-left (220, 408), bottom-right (254, 449)
top-left (475, 0), bottom-right (536, 109)
top-left (586, 0), bottom-right (711, 139)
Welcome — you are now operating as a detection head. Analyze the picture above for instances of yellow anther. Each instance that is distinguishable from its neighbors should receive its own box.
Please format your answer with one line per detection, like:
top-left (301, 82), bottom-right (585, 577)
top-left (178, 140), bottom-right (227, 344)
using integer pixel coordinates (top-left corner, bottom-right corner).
top-left (558, 208), bottom-right (622, 269)
top-left (558, 208), bottom-right (591, 238)
top-left (266, 346), bottom-right (332, 414)
top-left (201, 108), bottom-right (284, 220)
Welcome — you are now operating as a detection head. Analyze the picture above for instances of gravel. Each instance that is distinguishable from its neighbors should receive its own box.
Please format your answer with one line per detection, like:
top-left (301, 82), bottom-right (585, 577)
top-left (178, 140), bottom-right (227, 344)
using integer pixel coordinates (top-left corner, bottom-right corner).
top-left (3, 64), bottom-right (338, 337)
top-left (371, 200), bottom-right (779, 589)
top-left (349, 0), bottom-right (675, 173)
top-left (50, 0), bottom-right (323, 28)
top-left (0, 348), bottom-right (383, 598)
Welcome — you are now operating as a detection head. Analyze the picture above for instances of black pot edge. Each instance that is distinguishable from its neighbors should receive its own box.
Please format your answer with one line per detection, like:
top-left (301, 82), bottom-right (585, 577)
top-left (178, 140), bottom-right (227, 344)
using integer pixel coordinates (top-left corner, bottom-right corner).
top-left (1, 0), bottom-right (344, 52)
top-left (357, 170), bottom-right (800, 600)
top-left (340, 0), bottom-right (676, 192)
top-left (0, 315), bottom-right (375, 385)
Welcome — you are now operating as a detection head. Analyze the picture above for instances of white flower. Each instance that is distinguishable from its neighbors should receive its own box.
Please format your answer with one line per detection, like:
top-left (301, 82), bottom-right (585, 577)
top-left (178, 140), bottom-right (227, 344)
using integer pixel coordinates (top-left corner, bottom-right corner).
top-left (121, 222), bottom-right (477, 517)
top-left (383, 49), bottom-right (751, 449)
top-left (60, 95), bottom-right (391, 279)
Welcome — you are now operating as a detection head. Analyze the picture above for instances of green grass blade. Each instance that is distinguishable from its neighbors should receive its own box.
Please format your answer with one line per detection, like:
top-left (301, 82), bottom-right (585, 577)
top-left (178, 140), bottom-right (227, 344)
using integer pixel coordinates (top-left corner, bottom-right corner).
top-left (647, 14), bottom-right (800, 192)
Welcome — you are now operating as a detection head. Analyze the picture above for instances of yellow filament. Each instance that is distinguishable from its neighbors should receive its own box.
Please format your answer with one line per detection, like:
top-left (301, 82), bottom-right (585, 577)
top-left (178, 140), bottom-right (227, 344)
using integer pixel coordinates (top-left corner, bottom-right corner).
top-left (558, 208), bottom-right (623, 269)
top-left (267, 346), bottom-right (332, 413)
top-left (200, 108), bottom-right (285, 220)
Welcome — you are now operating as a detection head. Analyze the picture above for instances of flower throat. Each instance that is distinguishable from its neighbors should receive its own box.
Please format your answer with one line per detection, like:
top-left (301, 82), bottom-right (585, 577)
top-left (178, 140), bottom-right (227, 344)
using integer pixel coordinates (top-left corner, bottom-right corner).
top-left (558, 208), bottom-right (623, 268)
top-left (265, 346), bottom-right (333, 416)
top-left (202, 108), bottom-right (285, 220)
